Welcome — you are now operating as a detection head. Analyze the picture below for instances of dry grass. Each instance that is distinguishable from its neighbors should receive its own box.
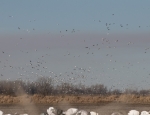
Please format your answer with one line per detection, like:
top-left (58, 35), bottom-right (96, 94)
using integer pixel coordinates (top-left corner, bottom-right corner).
top-left (0, 94), bottom-right (150, 105)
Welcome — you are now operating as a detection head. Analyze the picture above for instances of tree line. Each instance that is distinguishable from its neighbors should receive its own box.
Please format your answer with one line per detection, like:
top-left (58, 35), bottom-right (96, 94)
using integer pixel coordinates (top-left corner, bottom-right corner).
top-left (0, 77), bottom-right (149, 96)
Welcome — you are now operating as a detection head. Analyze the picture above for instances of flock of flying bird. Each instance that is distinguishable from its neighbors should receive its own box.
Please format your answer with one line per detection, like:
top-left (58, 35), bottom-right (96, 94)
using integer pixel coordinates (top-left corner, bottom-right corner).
top-left (1, 3), bottom-right (150, 115)
top-left (0, 107), bottom-right (150, 115)
top-left (1, 12), bottom-right (150, 91)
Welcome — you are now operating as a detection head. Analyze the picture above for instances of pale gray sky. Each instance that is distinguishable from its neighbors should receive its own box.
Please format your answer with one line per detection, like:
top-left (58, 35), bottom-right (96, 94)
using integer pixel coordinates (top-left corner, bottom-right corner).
top-left (0, 1), bottom-right (150, 90)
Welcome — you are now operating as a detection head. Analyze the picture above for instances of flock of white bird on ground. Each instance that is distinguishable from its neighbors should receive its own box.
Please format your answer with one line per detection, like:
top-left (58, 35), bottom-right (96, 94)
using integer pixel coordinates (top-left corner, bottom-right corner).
top-left (0, 107), bottom-right (150, 115)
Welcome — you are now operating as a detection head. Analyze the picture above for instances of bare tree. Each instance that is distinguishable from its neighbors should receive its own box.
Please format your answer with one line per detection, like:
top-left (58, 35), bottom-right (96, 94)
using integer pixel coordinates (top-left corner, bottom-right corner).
top-left (90, 84), bottom-right (108, 95)
top-left (36, 77), bottom-right (53, 95)
top-left (139, 89), bottom-right (150, 96)
top-left (111, 89), bottom-right (122, 95)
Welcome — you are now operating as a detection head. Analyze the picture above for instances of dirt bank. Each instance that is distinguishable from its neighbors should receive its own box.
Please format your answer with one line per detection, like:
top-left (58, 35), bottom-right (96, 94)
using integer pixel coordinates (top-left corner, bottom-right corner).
top-left (0, 94), bottom-right (150, 104)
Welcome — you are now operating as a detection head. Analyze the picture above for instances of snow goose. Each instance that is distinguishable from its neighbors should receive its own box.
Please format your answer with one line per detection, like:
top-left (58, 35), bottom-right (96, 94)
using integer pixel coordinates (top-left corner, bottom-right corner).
top-left (90, 111), bottom-right (98, 115)
top-left (63, 108), bottom-right (78, 115)
top-left (128, 110), bottom-right (139, 115)
top-left (76, 110), bottom-right (90, 115)
top-left (141, 111), bottom-right (150, 115)
top-left (111, 112), bottom-right (123, 115)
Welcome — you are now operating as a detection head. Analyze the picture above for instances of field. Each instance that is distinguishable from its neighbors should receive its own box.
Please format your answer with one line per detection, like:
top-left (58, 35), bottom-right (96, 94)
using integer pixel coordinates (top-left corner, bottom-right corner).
top-left (1, 94), bottom-right (150, 104)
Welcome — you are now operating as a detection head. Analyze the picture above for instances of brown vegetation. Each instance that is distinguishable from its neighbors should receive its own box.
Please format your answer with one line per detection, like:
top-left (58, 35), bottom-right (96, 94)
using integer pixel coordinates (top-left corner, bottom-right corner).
top-left (0, 77), bottom-right (150, 104)
top-left (0, 94), bottom-right (150, 104)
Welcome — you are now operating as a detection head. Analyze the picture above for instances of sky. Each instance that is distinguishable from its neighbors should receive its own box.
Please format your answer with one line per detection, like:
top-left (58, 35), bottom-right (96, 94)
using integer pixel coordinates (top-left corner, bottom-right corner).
top-left (0, 1), bottom-right (150, 90)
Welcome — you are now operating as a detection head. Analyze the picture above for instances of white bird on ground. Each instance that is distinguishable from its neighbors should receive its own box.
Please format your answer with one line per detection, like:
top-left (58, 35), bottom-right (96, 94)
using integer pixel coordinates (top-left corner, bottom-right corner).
top-left (90, 111), bottom-right (99, 115)
top-left (63, 108), bottom-right (78, 115)
top-left (128, 110), bottom-right (139, 115)
top-left (40, 113), bottom-right (46, 115)
top-left (0, 110), bottom-right (14, 115)
top-left (47, 107), bottom-right (63, 115)
top-left (14, 114), bottom-right (28, 115)
top-left (0, 111), bottom-right (3, 115)
top-left (47, 107), bottom-right (56, 115)
top-left (141, 111), bottom-right (150, 115)
top-left (76, 110), bottom-right (90, 115)
top-left (111, 112), bottom-right (123, 115)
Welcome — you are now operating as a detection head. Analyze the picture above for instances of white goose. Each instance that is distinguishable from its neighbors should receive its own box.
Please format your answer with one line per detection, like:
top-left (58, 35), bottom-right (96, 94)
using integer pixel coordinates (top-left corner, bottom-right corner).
top-left (47, 107), bottom-right (63, 115)
top-left (0, 110), bottom-right (11, 115)
top-left (128, 110), bottom-right (139, 115)
top-left (63, 108), bottom-right (78, 115)
top-left (90, 111), bottom-right (98, 115)
top-left (111, 112), bottom-right (123, 115)
top-left (47, 107), bottom-right (56, 115)
top-left (141, 111), bottom-right (150, 115)
top-left (76, 110), bottom-right (90, 115)
top-left (0, 111), bottom-right (3, 115)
